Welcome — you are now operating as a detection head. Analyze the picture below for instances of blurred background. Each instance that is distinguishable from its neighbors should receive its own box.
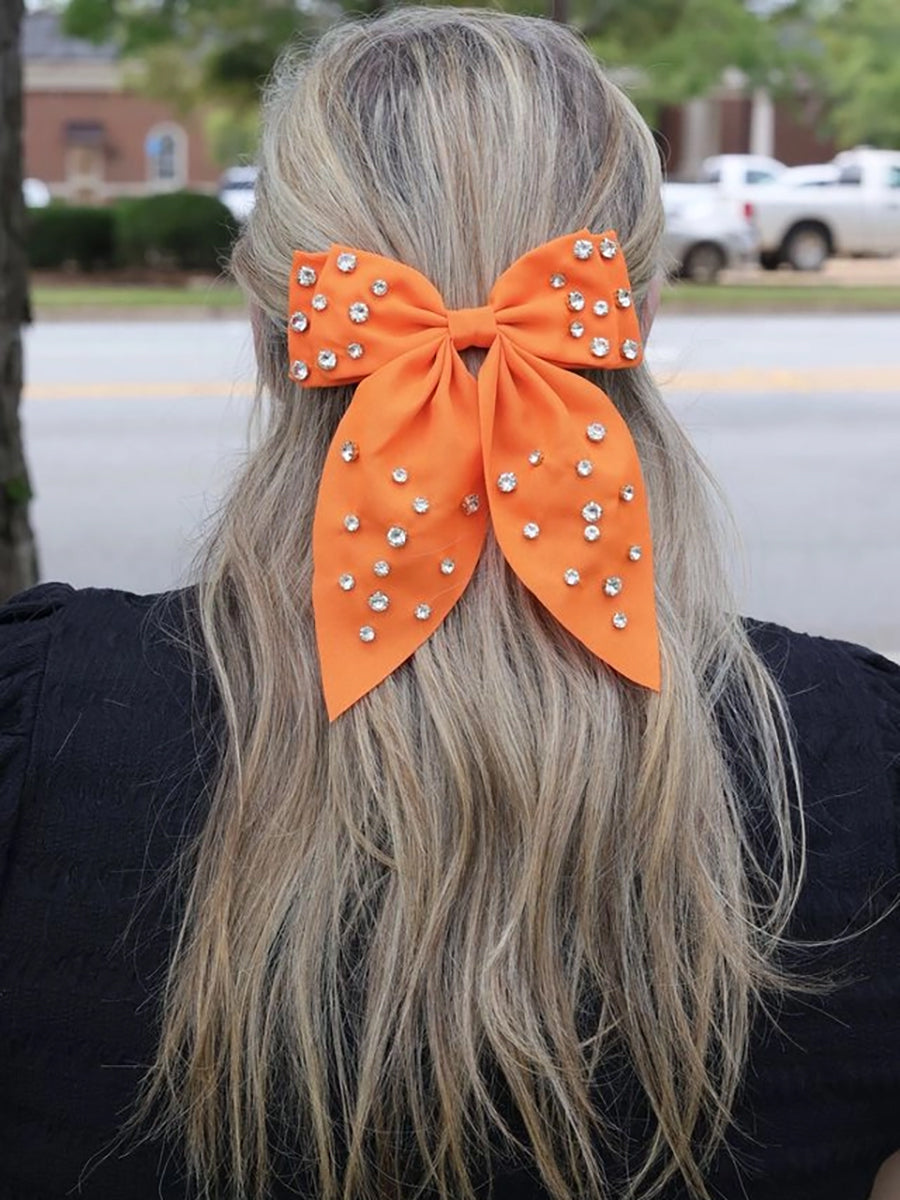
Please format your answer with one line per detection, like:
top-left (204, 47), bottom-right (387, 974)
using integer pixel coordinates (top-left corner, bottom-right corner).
top-left (1, 0), bottom-right (898, 654)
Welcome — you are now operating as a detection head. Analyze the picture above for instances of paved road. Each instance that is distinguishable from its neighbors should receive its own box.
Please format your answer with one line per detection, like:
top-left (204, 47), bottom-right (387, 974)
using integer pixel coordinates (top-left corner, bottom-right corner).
top-left (21, 313), bottom-right (900, 654)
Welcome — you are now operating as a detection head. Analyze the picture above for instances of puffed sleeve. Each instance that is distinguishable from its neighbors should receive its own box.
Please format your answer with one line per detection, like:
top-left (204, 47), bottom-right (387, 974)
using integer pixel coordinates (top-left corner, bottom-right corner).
top-left (0, 583), bottom-right (74, 891)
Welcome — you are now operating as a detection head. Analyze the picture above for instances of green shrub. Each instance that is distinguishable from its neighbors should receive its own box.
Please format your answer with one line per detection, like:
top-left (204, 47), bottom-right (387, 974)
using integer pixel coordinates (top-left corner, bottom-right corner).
top-left (114, 191), bottom-right (239, 271)
top-left (27, 205), bottom-right (116, 271)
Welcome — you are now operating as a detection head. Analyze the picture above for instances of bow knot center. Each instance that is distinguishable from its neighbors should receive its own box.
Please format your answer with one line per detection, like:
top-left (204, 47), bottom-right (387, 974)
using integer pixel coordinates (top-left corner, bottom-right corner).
top-left (447, 305), bottom-right (498, 350)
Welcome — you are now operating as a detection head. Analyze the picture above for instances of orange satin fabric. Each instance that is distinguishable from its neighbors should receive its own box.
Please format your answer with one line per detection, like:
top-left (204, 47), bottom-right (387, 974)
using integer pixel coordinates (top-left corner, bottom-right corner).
top-left (287, 229), bottom-right (660, 720)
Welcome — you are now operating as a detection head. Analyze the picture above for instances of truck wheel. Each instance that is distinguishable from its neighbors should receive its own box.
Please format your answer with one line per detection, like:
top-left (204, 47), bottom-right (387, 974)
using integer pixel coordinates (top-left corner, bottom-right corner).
top-left (759, 250), bottom-right (781, 271)
top-left (682, 242), bottom-right (726, 283)
top-left (782, 224), bottom-right (830, 271)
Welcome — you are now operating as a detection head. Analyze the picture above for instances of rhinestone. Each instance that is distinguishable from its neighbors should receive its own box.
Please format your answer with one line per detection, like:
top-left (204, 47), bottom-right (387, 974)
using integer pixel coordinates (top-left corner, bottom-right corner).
top-left (359, 625), bottom-right (376, 643)
top-left (612, 612), bottom-right (628, 630)
top-left (590, 337), bottom-right (610, 358)
top-left (461, 493), bottom-right (480, 515)
top-left (373, 560), bottom-right (391, 577)
top-left (290, 360), bottom-right (309, 382)
top-left (349, 301), bottom-right (370, 324)
top-left (440, 558), bottom-right (455, 574)
top-left (522, 522), bottom-right (540, 539)
top-left (347, 342), bottom-right (364, 359)
top-left (622, 339), bottom-right (640, 360)
top-left (415, 603), bottom-right (432, 621)
top-left (317, 349), bottom-right (337, 371)
top-left (386, 525), bottom-right (408, 548)
top-left (336, 252), bottom-right (357, 273)
top-left (339, 573), bottom-right (355, 591)
top-left (604, 576), bottom-right (623, 597)
top-left (576, 459), bottom-right (593, 478)
top-left (628, 545), bottom-right (642, 562)
top-left (528, 449), bottom-right (543, 466)
top-left (497, 472), bottom-right (517, 493)
top-left (569, 321), bottom-right (585, 339)
top-left (289, 310), bottom-right (309, 333)
top-left (412, 496), bottom-right (430, 514)
top-left (582, 501), bottom-right (603, 521)
top-left (566, 291), bottom-right (585, 312)
top-left (297, 265), bottom-right (317, 286)
top-left (392, 467), bottom-right (409, 484)
top-left (586, 422), bottom-right (606, 442)
top-left (599, 237), bottom-right (618, 259)
top-left (615, 288), bottom-right (632, 309)
top-left (592, 299), bottom-right (609, 317)
top-left (311, 293), bottom-right (328, 311)
top-left (549, 273), bottom-right (566, 289)
top-left (573, 238), bottom-right (594, 260)
top-left (343, 513), bottom-right (360, 532)
top-left (368, 590), bottom-right (389, 613)
top-left (584, 524), bottom-right (600, 542)
top-left (371, 278), bottom-right (389, 297)
top-left (340, 440), bottom-right (358, 462)
top-left (620, 484), bottom-right (635, 502)
top-left (564, 568), bottom-right (581, 586)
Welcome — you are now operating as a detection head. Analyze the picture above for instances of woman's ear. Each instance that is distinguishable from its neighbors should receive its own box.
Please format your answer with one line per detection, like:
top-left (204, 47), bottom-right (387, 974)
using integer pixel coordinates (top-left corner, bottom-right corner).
top-left (639, 273), bottom-right (663, 343)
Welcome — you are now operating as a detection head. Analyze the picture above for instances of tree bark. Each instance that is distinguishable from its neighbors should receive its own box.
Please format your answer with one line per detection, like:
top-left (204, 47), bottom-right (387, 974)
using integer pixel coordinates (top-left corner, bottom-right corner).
top-left (549, 0), bottom-right (570, 23)
top-left (0, 0), bottom-right (38, 598)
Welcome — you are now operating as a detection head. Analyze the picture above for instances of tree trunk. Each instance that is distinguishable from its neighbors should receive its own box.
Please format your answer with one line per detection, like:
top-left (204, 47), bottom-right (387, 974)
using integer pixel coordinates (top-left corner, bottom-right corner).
top-left (549, 0), bottom-right (570, 22)
top-left (0, 0), bottom-right (38, 599)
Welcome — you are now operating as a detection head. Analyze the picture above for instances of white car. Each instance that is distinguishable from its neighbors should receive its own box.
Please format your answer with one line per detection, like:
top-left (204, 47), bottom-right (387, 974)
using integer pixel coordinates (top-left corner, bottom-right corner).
top-left (662, 183), bottom-right (759, 282)
top-left (697, 154), bottom-right (787, 192)
top-left (23, 178), bottom-right (51, 208)
top-left (218, 166), bottom-right (257, 222)
top-left (778, 163), bottom-right (841, 189)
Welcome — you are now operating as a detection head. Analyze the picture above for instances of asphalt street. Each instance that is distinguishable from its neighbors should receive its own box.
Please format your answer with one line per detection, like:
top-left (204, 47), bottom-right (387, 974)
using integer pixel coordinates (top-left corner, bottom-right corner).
top-left (21, 311), bottom-right (900, 655)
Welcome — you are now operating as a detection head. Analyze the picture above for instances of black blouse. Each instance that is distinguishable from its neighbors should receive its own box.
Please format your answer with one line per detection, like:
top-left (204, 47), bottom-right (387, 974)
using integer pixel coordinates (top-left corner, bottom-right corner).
top-left (0, 583), bottom-right (898, 1200)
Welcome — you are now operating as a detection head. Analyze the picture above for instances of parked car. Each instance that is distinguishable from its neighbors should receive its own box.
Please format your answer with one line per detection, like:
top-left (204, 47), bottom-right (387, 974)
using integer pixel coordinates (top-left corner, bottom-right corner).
top-left (23, 178), bottom-right (51, 208)
top-left (697, 154), bottom-right (787, 192)
top-left (662, 183), bottom-right (759, 282)
top-left (778, 163), bottom-right (841, 189)
top-left (218, 166), bottom-right (257, 223)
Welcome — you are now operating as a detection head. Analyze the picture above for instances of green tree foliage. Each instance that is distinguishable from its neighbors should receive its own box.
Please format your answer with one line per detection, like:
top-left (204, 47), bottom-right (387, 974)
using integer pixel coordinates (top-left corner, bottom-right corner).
top-left (816, 0), bottom-right (900, 147)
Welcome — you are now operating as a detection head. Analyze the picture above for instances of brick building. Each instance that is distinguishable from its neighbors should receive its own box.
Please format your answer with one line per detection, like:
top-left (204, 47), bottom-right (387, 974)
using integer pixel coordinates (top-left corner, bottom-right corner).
top-left (22, 10), bottom-right (221, 204)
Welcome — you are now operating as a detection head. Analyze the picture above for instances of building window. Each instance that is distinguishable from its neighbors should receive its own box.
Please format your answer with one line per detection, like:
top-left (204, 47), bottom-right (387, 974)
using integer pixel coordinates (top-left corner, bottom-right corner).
top-left (146, 123), bottom-right (188, 190)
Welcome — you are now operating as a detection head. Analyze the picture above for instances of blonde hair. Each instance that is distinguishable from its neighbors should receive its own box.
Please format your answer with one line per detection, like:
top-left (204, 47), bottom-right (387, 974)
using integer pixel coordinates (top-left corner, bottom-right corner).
top-left (147, 10), bottom-right (802, 1199)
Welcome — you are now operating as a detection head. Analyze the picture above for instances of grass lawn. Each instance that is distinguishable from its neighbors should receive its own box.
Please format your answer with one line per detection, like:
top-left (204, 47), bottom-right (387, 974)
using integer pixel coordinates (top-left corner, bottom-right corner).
top-left (32, 283), bottom-right (245, 310)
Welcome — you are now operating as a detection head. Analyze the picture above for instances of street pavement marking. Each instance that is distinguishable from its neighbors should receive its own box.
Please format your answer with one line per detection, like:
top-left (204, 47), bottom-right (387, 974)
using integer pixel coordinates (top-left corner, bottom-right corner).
top-left (21, 365), bottom-right (900, 402)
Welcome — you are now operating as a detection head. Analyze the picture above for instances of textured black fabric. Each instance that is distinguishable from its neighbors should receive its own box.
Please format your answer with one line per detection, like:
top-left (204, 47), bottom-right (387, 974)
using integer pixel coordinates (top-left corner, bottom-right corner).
top-left (0, 583), bottom-right (897, 1200)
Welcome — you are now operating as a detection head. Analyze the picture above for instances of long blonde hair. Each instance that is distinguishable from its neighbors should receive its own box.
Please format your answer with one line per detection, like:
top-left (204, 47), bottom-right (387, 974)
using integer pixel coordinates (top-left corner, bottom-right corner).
top-left (148, 11), bottom-right (802, 1199)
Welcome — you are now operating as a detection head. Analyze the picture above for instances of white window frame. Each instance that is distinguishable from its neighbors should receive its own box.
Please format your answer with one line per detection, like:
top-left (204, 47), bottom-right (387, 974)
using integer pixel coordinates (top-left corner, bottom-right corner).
top-left (146, 121), bottom-right (189, 191)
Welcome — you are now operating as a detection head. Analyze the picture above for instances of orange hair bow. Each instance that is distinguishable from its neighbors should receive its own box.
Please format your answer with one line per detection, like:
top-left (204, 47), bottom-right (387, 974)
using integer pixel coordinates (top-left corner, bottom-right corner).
top-left (287, 229), bottom-right (660, 719)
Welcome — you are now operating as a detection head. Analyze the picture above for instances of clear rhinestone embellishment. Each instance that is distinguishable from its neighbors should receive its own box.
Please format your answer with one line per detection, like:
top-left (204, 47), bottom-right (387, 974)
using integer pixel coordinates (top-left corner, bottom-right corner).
top-left (599, 237), bottom-right (618, 259)
top-left (582, 501), bottom-right (603, 521)
top-left (311, 293), bottom-right (328, 311)
top-left (528, 449), bottom-right (543, 466)
top-left (368, 590), bottom-right (390, 613)
top-left (440, 558), bottom-right (455, 574)
top-left (371, 278), bottom-right (389, 297)
top-left (566, 291), bottom-right (585, 312)
top-left (317, 349), bottom-right (337, 371)
top-left (336, 252), bottom-right (357, 273)
top-left (522, 522), bottom-right (540, 539)
top-left (339, 573), bottom-right (355, 591)
top-left (612, 612), bottom-right (628, 630)
top-left (620, 484), bottom-right (635, 502)
top-left (349, 301), bottom-right (369, 324)
top-left (343, 514), bottom-right (360, 532)
top-left (584, 524), bottom-right (600, 542)
top-left (297, 265), bottom-right (316, 286)
top-left (586, 422), bottom-right (606, 442)
top-left (359, 625), bottom-right (375, 643)
top-left (340, 440), bottom-right (358, 462)
top-left (415, 603), bottom-right (432, 621)
top-left (569, 321), bottom-right (585, 338)
top-left (392, 467), bottom-right (409, 484)
top-left (386, 525), bottom-right (408, 548)
top-left (590, 337), bottom-right (610, 358)
top-left (549, 273), bottom-right (566, 288)
top-left (289, 311), bottom-right (308, 333)
top-left (603, 576), bottom-right (623, 597)
top-left (461, 493), bottom-right (480, 515)
top-left (564, 568), bottom-right (581, 586)
top-left (373, 560), bottom-right (391, 577)
top-left (497, 472), bottom-right (517, 493)
top-left (412, 496), bottom-right (430, 514)
top-left (575, 459), bottom-right (593, 477)
top-left (573, 238), bottom-right (594, 260)
top-left (622, 339), bottom-right (640, 360)
top-left (628, 545), bottom-right (642, 562)
top-left (592, 299), bottom-right (609, 317)
top-left (290, 360), bottom-right (309, 382)
top-left (616, 288), bottom-right (632, 309)
top-left (347, 342), bottom-right (364, 359)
